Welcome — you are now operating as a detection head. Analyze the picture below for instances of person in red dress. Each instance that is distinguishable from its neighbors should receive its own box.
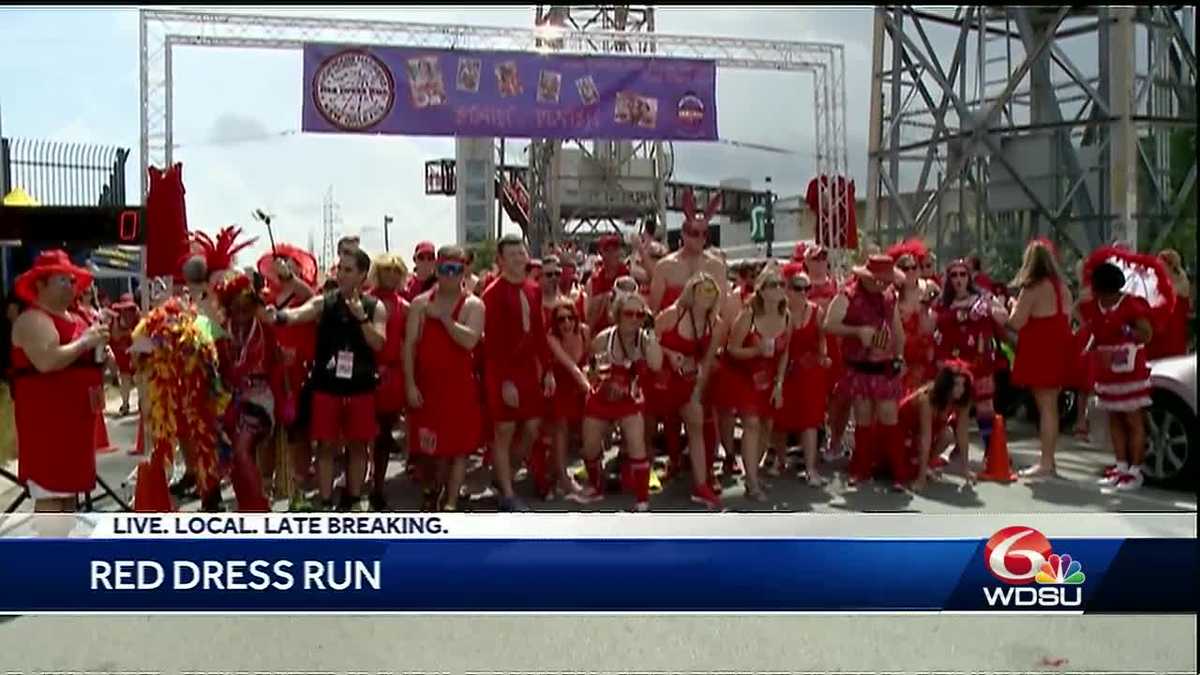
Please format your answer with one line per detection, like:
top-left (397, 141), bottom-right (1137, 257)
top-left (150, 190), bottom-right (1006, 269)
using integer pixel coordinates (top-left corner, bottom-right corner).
top-left (107, 293), bottom-right (140, 416)
top-left (801, 244), bottom-right (850, 461)
top-left (9, 250), bottom-right (109, 512)
top-left (899, 360), bottom-right (974, 491)
top-left (585, 234), bottom-right (632, 334)
top-left (482, 234), bottom-right (555, 512)
top-left (405, 246), bottom-right (485, 512)
top-left (212, 272), bottom-right (279, 512)
top-left (70, 283), bottom-right (116, 454)
top-left (772, 266), bottom-right (832, 486)
top-left (825, 255), bottom-right (908, 489)
top-left (887, 240), bottom-right (936, 394)
top-left (1007, 240), bottom-right (1075, 479)
top-left (526, 255), bottom-right (567, 500)
top-left (545, 297), bottom-right (591, 502)
top-left (649, 272), bottom-right (724, 509)
top-left (366, 253), bottom-right (410, 510)
top-left (933, 258), bottom-right (1009, 465)
top-left (1149, 249), bottom-right (1192, 358)
top-left (578, 289), bottom-right (663, 511)
top-left (402, 241), bottom-right (438, 302)
top-left (257, 243), bottom-right (318, 510)
top-left (724, 267), bottom-right (791, 501)
top-left (1081, 258), bottom-right (1161, 492)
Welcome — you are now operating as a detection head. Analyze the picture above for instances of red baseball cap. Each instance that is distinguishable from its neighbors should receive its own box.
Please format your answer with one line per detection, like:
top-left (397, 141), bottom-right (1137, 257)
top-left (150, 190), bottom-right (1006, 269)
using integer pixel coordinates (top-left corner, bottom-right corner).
top-left (598, 234), bottom-right (622, 250)
top-left (414, 241), bottom-right (436, 258)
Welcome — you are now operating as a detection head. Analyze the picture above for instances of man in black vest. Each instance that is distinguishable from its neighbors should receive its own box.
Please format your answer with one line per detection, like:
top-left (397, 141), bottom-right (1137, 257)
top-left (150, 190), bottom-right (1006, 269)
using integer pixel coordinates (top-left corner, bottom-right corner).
top-left (270, 249), bottom-right (388, 511)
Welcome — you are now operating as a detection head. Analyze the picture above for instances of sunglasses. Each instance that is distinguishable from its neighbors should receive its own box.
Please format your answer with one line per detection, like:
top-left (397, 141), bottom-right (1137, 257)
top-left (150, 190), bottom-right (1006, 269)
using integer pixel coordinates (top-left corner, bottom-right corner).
top-left (555, 314), bottom-right (577, 324)
top-left (790, 283), bottom-right (811, 292)
top-left (683, 227), bottom-right (708, 239)
top-left (543, 271), bottom-right (561, 279)
top-left (949, 271), bottom-right (969, 279)
top-left (897, 264), bottom-right (917, 272)
top-left (437, 261), bottom-right (465, 276)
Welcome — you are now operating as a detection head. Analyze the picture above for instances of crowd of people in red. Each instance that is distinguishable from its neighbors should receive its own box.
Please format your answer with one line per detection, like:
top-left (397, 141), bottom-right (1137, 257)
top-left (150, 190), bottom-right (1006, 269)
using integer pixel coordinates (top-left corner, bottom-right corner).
top-left (2, 199), bottom-right (1192, 512)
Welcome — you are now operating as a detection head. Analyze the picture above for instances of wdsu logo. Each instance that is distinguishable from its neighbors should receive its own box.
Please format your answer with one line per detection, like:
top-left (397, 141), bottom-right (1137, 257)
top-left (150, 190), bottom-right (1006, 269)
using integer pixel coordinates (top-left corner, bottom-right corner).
top-left (982, 526), bottom-right (1086, 608)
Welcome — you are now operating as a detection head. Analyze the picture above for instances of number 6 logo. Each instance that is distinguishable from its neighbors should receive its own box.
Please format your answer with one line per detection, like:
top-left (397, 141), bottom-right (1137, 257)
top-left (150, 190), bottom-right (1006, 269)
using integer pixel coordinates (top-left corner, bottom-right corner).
top-left (985, 526), bottom-right (1053, 585)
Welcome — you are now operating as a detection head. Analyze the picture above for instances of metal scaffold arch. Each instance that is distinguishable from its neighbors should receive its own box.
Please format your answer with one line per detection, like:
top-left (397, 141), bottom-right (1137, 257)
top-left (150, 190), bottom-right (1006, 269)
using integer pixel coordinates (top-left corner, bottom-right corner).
top-left (140, 8), bottom-right (849, 249)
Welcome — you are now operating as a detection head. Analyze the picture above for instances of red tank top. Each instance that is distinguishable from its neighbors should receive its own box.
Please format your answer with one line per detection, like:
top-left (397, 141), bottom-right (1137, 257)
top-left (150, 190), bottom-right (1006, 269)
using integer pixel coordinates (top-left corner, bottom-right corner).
top-left (786, 303), bottom-right (822, 367)
top-left (934, 293), bottom-right (999, 367)
top-left (841, 283), bottom-right (897, 363)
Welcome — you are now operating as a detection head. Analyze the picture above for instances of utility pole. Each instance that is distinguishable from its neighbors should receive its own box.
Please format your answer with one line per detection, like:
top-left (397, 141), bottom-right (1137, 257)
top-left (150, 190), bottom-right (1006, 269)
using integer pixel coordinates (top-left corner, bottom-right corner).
top-left (383, 214), bottom-right (393, 252)
top-left (764, 176), bottom-right (776, 259)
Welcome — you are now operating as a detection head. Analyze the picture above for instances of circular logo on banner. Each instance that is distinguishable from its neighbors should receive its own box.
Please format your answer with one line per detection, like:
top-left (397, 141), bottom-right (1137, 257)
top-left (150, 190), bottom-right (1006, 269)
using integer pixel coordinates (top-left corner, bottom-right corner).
top-left (676, 93), bottom-right (706, 134)
top-left (984, 526), bottom-right (1053, 585)
top-left (312, 50), bottom-right (396, 131)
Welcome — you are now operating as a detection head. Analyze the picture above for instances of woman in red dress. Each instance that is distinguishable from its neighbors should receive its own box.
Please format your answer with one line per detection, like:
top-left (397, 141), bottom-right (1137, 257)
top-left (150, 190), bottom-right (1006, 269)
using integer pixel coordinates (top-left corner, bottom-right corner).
top-left (887, 241), bottom-right (936, 394)
top-left (772, 267), bottom-right (831, 486)
top-left (108, 293), bottom-right (140, 416)
top-left (723, 267), bottom-right (791, 501)
top-left (1081, 256), bottom-right (1162, 492)
top-left (649, 272), bottom-right (724, 509)
top-left (801, 245), bottom-right (850, 460)
top-left (933, 259), bottom-right (1009, 464)
top-left (900, 360), bottom-right (974, 491)
top-left (1149, 249), bottom-right (1192, 358)
top-left (405, 246), bottom-right (485, 511)
top-left (545, 297), bottom-right (591, 502)
top-left (367, 253), bottom-right (410, 510)
top-left (578, 288), bottom-right (664, 511)
top-left (1007, 240), bottom-right (1074, 479)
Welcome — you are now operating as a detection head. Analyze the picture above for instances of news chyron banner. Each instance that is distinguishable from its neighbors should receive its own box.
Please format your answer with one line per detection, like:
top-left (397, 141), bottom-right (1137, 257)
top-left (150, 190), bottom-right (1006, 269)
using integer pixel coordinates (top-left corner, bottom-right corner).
top-left (0, 513), bottom-right (1194, 613)
top-left (301, 43), bottom-right (718, 141)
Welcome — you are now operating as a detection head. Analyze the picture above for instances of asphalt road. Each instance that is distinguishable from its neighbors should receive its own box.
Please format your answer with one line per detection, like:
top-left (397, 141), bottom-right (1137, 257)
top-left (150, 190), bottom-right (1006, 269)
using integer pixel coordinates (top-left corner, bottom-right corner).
top-left (1, 392), bottom-right (1194, 673)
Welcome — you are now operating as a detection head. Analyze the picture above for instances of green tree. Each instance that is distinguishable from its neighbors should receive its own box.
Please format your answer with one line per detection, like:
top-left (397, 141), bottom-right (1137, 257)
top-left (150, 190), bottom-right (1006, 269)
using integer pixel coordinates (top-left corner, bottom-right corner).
top-left (469, 238), bottom-right (496, 273)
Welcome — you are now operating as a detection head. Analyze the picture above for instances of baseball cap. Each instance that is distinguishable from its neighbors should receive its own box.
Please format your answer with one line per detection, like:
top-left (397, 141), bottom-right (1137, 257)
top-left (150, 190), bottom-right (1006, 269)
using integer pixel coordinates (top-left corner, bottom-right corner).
top-left (414, 241), bottom-right (436, 258)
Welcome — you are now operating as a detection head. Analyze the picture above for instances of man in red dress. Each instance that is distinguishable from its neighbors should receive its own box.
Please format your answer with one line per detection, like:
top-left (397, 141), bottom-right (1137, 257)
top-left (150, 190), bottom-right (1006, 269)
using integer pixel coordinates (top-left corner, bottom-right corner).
top-left (482, 234), bottom-right (555, 512)
top-left (403, 241), bottom-right (438, 302)
top-left (9, 251), bottom-right (109, 512)
top-left (585, 234), bottom-right (631, 334)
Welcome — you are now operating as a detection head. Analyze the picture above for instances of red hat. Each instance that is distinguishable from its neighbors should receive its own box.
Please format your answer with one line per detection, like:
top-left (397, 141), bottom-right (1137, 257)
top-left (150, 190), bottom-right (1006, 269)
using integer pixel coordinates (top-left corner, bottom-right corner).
top-left (781, 261), bottom-right (807, 280)
top-left (885, 238), bottom-right (929, 265)
top-left (182, 226), bottom-right (257, 281)
top-left (414, 241), bottom-right (436, 258)
top-left (791, 242), bottom-right (808, 262)
top-left (212, 271), bottom-right (261, 309)
top-left (256, 243), bottom-right (318, 288)
top-left (852, 254), bottom-right (903, 285)
top-left (111, 292), bottom-right (138, 311)
top-left (14, 249), bottom-right (93, 304)
top-left (598, 234), bottom-right (622, 250)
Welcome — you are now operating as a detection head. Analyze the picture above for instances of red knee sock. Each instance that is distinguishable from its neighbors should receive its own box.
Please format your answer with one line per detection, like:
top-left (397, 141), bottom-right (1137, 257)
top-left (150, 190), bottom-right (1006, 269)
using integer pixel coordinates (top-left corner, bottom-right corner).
top-left (585, 457), bottom-right (604, 494)
top-left (229, 450), bottom-right (270, 512)
top-left (878, 423), bottom-right (910, 483)
top-left (630, 458), bottom-right (651, 504)
top-left (529, 437), bottom-right (551, 497)
top-left (664, 416), bottom-right (683, 475)
top-left (848, 424), bottom-right (877, 481)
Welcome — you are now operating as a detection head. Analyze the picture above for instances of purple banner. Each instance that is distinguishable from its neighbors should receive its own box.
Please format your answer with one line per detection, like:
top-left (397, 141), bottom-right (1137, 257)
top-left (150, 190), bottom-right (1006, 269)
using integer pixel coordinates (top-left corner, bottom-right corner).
top-left (301, 43), bottom-right (718, 141)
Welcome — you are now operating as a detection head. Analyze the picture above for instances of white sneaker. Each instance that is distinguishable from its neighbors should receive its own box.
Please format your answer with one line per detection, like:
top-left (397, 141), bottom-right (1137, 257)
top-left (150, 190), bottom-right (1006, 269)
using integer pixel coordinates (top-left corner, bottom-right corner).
top-left (1113, 472), bottom-right (1144, 491)
top-left (1096, 472), bottom-right (1121, 486)
top-left (631, 501), bottom-right (650, 513)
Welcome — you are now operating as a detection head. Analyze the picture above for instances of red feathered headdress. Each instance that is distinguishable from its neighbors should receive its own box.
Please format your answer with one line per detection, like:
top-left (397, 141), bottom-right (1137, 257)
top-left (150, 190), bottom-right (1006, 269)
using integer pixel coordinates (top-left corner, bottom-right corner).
top-left (681, 188), bottom-right (722, 230)
top-left (1083, 245), bottom-right (1176, 332)
top-left (212, 271), bottom-right (261, 309)
top-left (886, 238), bottom-right (929, 265)
top-left (181, 226), bottom-right (258, 278)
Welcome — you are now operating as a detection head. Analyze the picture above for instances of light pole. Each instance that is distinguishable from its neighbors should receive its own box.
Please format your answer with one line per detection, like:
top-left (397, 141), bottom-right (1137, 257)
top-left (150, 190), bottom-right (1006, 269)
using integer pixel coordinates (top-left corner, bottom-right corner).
top-left (764, 176), bottom-right (775, 259)
top-left (383, 214), bottom-right (393, 252)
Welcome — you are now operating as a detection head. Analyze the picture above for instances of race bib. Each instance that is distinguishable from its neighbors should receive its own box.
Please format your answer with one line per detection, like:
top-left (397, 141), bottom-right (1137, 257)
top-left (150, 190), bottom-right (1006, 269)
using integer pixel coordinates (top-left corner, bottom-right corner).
top-left (335, 350), bottom-right (355, 379)
top-left (1109, 345), bottom-right (1136, 374)
top-left (419, 428), bottom-right (438, 454)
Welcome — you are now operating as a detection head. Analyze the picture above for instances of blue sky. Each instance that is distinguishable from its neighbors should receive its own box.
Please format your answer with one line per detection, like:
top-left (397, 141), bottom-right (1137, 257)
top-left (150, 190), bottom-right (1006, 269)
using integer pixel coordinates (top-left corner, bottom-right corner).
top-left (0, 5), bottom-right (885, 262)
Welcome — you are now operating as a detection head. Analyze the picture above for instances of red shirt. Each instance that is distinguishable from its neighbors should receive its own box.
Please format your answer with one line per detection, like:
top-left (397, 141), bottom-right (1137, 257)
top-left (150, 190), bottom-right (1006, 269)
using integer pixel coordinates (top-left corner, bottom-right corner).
top-left (482, 276), bottom-right (548, 381)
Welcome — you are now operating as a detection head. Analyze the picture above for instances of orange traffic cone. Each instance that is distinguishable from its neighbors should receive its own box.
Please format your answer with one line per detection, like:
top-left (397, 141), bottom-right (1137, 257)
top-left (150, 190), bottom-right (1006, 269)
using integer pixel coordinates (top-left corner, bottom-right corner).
top-left (978, 414), bottom-right (1017, 482)
top-left (130, 418), bottom-right (146, 456)
top-left (94, 414), bottom-right (117, 454)
top-left (133, 455), bottom-right (175, 512)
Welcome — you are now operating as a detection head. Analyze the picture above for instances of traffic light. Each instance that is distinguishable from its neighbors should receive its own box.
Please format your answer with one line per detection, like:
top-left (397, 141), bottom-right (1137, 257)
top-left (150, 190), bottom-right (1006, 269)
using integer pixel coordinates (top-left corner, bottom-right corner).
top-left (750, 205), bottom-right (767, 243)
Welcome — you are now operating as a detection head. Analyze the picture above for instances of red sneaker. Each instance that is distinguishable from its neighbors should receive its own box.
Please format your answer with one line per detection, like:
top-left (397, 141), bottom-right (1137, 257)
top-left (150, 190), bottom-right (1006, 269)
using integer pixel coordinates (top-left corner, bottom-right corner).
top-left (690, 483), bottom-right (723, 510)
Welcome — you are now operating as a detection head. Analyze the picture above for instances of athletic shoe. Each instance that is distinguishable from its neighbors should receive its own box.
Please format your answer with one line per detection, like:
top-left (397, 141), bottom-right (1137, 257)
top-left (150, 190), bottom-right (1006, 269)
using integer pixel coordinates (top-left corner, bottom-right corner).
top-left (1112, 472), bottom-right (1144, 491)
top-left (929, 455), bottom-right (950, 469)
top-left (805, 472), bottom-right (829, 487)
top-left (1096, 472), bottom-right (1121, 486)
top-left (1102, 464), bottom-right (1121, 479)
top-left (690, 484), bottom-right (723, 510)
top-left (630, 501), bottom-right (650, 513)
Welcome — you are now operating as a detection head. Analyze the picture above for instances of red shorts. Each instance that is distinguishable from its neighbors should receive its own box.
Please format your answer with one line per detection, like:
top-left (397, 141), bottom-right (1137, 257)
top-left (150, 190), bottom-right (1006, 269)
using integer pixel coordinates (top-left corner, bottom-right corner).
top-left (310, 391), bottom-right (377, 444)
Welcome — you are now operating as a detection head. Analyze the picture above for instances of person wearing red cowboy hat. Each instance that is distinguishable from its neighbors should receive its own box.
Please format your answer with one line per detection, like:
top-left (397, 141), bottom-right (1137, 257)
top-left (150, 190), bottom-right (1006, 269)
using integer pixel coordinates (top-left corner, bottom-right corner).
top-left (403, 241), bottom-right (438, 302)
top-left (256, 243), bottom-right (318, 509)
top-left (824, 254), bottom-right (910, 490)
top-left (9, 250), bottom-right (110, 512)
top-left (585, 233), bottom-right (633, 333)
top-left (933, 257), bottom-right (1009, 478)
top-left (108, 292), bottom-right (141, 416)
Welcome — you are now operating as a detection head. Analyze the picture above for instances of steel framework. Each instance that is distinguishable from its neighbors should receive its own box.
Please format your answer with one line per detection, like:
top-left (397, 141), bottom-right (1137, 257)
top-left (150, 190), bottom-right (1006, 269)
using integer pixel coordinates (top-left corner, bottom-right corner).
top-left (867, 6), bottom-right (1197, 264)
top-left (140, 9), bottom-right (847, 253)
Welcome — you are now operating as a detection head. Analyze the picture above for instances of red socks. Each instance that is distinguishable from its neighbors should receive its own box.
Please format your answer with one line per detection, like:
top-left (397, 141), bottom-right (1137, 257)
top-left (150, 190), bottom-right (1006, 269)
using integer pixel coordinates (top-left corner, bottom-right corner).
top-left (878, 423), bottom-right (910, 483)
top-left (664, 416), bottom-right (683, 476)
top-left (229, 449), bottom-right (270, 512)
top-left (584, 458), bottom-right (604, 494)
top-left (630, 458), bottom-right (651, 504)
top-left (848, 424), bottom-right (876, 482)
top-left (528, 437), bottom-right (552, 498)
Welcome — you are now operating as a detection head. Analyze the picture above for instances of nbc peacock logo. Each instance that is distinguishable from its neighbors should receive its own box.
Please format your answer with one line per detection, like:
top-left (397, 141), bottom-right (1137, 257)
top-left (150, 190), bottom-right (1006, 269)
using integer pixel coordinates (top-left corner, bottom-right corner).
top-left (982, 526), bottom-right (1085, 608)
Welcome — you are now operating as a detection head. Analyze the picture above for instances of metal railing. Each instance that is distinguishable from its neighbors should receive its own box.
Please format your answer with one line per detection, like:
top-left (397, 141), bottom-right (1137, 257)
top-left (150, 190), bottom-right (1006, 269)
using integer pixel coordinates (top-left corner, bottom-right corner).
top-left (1, 138), bottom-right (129, 206)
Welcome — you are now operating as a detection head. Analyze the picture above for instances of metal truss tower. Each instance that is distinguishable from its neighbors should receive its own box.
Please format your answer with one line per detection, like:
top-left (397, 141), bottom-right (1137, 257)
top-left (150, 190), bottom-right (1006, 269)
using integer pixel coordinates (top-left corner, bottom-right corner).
top-left (320, 186), bottom-right (340, 273)
top-left (867, 6), bottom-right (1197, 264)
top-left (527, 5), bottom-right (666, 255)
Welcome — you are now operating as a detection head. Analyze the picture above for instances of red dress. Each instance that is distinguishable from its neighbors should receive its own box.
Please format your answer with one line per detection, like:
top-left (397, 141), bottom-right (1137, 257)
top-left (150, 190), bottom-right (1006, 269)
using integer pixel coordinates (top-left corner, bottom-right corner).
top-left (217, 319), bottom-right (283, 431)
top-left (774, 304), bottom-right (826, 432)
top-left (1011, 281), bottom-right (1073, 389)
top-left (267, 285), bottom-right (316, 426)
top-left (1149, 295), bottom-right (1191, 359)
top-left (646, 311), bottom-right (712, 416)
top-left (1080, 295), bottom-right (1153, 412)
top-left (900, 301), bottom-right (934, 392)
top-left (898, 389), bottom-right (955, 480)
top-left (934, 293), bottom-right (1003, 401)
top-left (722, 319), bottom-right (786, 417)
top-left (370, 288), bottom-right (410, 415)
top-left (11, 308), bottom-right (103, 493)
top-left (410, 296), bottom-right (482, 457)
top-left (482, 278), bottom-right (548, 422)
top-left (808, 276), bottom-right (844, 395)
top-left (584, 330), bottom-right (647, 422)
